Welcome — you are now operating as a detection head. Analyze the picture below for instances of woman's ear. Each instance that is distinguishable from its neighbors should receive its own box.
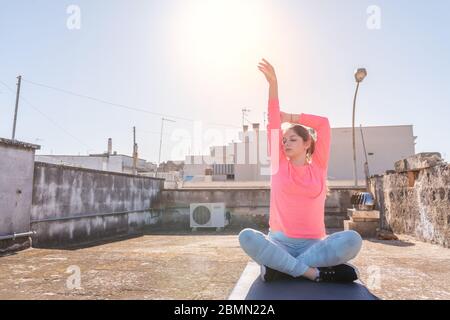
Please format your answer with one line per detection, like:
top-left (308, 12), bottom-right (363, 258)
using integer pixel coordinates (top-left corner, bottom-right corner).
top-left (305, 138), bottom-right (312, 151)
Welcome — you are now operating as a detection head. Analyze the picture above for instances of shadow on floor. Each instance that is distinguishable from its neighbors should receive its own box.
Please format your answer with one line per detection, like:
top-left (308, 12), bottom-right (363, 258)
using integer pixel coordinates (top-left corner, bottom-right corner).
top-left (143, 227), bottom-right (345, 237)
top-left (30, 233), bottom-right (144, 251)
top-left (143, 228), bottom-right (247, 236)
top-left (0, 251), bottom-right (19, 258)
top-left (366, 238), bottom-right (415, 247)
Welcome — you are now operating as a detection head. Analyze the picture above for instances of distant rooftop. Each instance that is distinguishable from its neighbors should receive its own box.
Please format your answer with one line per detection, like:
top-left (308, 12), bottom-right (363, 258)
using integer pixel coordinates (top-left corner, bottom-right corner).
top-left (0, 137), bottom-right (40, 150)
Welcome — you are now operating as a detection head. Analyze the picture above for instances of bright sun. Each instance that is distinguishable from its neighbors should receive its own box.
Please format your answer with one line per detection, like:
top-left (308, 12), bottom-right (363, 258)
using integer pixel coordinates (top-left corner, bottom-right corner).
top-left (170, 0), bottom-right (267, 72)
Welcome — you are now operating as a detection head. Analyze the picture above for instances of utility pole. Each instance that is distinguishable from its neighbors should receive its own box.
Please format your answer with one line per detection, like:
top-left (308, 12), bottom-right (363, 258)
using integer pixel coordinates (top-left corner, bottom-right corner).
top-left (155, 117), bottom-right (176, 178)
top-left (12, 75), bottom-right (22, 140)
top-left (133, 126), bottom-right (138, 175)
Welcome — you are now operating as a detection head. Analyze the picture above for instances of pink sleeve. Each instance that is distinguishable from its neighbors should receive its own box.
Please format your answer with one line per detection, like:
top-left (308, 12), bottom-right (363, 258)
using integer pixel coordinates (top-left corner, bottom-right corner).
top-left (298, 113), bottom-right (331, 169)
top-left (266, 98), bottom-right (283, 160)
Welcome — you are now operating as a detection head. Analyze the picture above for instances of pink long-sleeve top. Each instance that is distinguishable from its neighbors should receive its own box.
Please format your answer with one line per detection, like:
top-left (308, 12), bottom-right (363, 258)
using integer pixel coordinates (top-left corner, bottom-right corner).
top-left (267, 98), bottom-right (331, 239)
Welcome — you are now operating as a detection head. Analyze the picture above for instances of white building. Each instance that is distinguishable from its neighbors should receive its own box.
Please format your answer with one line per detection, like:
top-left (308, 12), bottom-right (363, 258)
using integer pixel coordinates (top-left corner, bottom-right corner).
top-left (35, 138), bottom-right (157, 174)
top-left (35, 153), bottom-right (157, 174)
top-left (183, 123), bottom-right (416, 185)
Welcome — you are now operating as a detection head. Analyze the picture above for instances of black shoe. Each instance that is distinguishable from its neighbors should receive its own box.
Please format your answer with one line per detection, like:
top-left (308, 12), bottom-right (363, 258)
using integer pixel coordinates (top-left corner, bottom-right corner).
top-left (315, 263), bottom-right (360, 283)
top-left (260, 265), bottom-right (286, 282)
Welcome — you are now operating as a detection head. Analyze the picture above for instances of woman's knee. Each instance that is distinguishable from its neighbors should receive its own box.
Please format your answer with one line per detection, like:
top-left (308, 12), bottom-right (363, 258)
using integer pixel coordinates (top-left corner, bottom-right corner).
top-left (238, 228), bottom-right (267, 256)
top-left (348, 230), bottom-right (363, 248)
top-left (341, 230), bottom-right (363, 260)
top-left (238, 228), bottom-right (259, 249)
top-left (238, 228), bottom-right (254, 246)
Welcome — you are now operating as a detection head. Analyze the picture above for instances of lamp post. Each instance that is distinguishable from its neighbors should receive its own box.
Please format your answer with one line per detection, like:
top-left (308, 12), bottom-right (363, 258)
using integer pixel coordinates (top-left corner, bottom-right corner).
top-left (352, 68), bottom-right (367, 187)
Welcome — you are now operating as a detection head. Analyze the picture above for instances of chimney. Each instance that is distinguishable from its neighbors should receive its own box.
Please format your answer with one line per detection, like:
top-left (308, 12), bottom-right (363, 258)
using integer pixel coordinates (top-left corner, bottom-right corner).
top-left (107, 138), bottom-right (112, 155)
top-left (252, 123), bottom-right (260, 145)
top-left (222, 145), bottom-right (226, 164)
top-left (243, 125), bottom-right (249, 165)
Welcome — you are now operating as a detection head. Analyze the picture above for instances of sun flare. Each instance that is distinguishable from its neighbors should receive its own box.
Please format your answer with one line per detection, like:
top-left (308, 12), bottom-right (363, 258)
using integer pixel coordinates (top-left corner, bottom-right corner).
top-left (171, 0), bottom-right (268, 71)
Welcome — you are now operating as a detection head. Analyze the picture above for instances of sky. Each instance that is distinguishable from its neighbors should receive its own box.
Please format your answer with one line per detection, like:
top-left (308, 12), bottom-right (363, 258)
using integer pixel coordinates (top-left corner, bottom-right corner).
top-left (1, 0), bottom-right (449, 163)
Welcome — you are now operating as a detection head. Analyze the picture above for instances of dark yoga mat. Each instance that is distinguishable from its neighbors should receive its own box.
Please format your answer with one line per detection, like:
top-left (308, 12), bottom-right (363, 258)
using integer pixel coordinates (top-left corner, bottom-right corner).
top-left (229, 261), bottom-right (379, 300)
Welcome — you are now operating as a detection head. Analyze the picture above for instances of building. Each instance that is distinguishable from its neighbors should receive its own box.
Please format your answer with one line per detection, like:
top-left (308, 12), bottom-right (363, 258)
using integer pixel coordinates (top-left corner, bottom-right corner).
top-left (157, 160), bottom-right (184, 173)
top-left (35, 138), bottom-right (157, 174)
top-left (35, 153), bottom-right (156, 174)
top-left (183, 123), bottom-right (416, 185)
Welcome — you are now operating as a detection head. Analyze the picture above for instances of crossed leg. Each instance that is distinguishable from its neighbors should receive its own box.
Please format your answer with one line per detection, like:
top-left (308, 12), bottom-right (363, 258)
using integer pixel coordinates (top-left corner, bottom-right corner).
top-left (238, 228), bottom-right (363, 279)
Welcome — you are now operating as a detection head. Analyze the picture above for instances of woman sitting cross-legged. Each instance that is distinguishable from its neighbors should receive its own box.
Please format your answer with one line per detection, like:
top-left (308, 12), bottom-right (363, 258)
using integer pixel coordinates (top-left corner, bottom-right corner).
top-left (238, 59), bottom-right (363, 283)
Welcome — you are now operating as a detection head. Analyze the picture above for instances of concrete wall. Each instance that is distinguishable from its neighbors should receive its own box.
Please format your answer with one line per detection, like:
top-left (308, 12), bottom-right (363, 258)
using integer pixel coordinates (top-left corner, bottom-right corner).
top-left (31, 162), bottom-right (164, 247)
top-left (369, 153), bottom-right (449, 247)
top-left (0, 138), bottom-right (40, 253)
top-left (155, 186), bottom-right (364, 231)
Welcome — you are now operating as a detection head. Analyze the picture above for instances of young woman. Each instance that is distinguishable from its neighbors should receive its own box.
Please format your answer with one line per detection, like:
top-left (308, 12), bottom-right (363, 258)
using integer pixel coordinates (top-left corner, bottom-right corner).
top-left (238, 59), bottom-right (363, 283)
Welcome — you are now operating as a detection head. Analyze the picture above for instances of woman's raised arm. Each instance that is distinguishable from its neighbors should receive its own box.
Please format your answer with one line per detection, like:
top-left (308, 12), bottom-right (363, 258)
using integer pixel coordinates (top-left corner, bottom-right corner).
top-left (258, 59), bottom-right (282, 159)
top-left (258, 58), bottom-right (278, 100)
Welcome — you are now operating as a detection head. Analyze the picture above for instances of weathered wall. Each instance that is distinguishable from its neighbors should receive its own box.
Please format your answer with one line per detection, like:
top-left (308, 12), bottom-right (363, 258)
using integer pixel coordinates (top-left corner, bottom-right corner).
top-left (31, 162), bottom-right (164, 247)
top-left (0, 138), bottom-right (39, 253)
top-left (369, 153), bottom-right (449, 247)
top-left (156, 187), bottom-right (365, 231)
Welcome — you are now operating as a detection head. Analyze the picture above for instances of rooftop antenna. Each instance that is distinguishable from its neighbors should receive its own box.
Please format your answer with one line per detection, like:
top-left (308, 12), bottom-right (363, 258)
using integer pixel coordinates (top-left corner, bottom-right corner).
top-left (242, 108), bottom-right (251, 127)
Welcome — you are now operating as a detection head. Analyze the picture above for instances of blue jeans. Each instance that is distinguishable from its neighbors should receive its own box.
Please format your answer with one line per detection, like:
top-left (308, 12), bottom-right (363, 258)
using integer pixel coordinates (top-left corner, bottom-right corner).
top-left (238, 228), bottom-right (363, 277)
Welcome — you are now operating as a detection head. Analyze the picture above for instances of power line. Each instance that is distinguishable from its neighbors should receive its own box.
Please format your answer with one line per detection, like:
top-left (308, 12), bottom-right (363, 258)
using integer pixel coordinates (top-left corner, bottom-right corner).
top-left (2, 79), bottom-right (190, 148)
top-left (0, 80), bottom-right (14, 99)
top-left (0, 79), bottom-right (92, 150)
top-left (22, 78), bottom-right (241, 129)
top-left (139, 128), bottom-right (191, 140)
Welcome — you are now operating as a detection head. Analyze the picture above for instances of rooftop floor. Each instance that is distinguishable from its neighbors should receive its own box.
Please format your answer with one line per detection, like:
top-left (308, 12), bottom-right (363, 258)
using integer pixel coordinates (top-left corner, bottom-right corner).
top-left (0, 230), bottom-right (449, 300)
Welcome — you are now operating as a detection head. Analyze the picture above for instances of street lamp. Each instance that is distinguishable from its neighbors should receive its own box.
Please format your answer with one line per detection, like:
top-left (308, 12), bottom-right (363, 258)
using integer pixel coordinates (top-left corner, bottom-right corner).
top-left (352, 68), bottom-right (367, 187)
top-left (156, 117), bottom-right (176, 178)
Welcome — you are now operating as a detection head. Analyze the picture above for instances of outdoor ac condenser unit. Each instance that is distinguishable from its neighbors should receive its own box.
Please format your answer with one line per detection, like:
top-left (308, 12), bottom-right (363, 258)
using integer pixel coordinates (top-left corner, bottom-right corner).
top-left (189, 202), bottom-right (230, 231)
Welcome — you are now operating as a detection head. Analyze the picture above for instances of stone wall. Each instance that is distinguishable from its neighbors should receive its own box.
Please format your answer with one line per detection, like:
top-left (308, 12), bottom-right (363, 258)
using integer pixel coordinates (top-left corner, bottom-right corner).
top-left (369, 153), bottom-right (449, 247)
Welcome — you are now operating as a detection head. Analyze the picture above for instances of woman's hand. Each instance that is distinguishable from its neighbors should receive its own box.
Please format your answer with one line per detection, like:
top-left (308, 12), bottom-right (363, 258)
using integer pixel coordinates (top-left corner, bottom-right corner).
top-left (258, 58), bottom-right (277, 86)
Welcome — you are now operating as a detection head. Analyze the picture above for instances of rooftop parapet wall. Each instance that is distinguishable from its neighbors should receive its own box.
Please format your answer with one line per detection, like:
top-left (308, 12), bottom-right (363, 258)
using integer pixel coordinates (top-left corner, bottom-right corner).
top-left (157, 187), bottom-right (365, 230)
top-left (0, 138), bottom-right (40, 253)
top-left (31, 162), bottom-right (164, 247)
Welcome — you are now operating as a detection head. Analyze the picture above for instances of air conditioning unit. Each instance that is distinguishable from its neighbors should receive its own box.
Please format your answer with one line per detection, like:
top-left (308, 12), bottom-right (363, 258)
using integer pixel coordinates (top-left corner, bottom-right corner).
top-left (190, 202), bottom-right (230, 231)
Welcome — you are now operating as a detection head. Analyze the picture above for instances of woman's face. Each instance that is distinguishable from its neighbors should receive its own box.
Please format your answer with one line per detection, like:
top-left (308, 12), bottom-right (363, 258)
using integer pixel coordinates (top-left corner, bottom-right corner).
top-left (282, 128), bottom-right (310, 159)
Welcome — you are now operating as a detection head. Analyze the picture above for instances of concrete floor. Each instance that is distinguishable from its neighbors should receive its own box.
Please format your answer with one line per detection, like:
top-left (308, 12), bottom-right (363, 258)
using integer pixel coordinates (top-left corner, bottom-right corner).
top-left (0, 230), bottom-right (449, 300)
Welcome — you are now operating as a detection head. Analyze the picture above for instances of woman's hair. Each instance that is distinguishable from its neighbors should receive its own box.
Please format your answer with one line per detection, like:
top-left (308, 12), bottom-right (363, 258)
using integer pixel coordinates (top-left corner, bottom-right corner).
top-left (282, 123), bottom-right (316, 163)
